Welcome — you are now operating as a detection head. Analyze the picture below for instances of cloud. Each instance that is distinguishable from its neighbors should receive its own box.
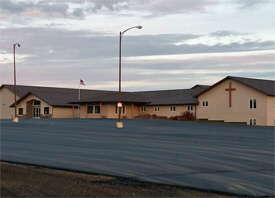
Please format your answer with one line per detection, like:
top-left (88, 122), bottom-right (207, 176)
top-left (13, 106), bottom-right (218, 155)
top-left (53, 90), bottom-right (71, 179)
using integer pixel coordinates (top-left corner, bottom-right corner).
top-left (1, 27), bottom-right (274, 91)
top-left (72, 8), bottom-right (84, 18)
top-left (1, 28), bottom-right (274, 61)
top-left (83, 0), bottom-right (219, 17)
top-left (235, 0), bottom-right (271, 8)
top-left (0, 0), bottom-right (83, 19)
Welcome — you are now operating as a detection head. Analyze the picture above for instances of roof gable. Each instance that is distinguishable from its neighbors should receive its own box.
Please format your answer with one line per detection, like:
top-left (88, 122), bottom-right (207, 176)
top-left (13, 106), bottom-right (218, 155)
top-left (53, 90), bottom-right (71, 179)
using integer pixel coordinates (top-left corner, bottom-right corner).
top-left (194, 76), bottom-right (275, 98)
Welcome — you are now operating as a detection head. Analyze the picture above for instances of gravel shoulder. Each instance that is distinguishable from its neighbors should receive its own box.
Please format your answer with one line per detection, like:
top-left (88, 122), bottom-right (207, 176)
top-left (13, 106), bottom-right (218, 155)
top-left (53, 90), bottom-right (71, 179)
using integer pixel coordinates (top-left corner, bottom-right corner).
top-left (1, 162), bottom-right (236, 197)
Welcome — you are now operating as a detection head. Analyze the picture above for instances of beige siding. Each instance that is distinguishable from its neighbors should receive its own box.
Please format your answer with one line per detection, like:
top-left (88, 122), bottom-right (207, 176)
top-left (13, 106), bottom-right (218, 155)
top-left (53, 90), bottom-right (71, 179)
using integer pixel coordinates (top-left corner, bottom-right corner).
top-left (0, 87), bottom-right (18, 119)
top-left (52, 107), bottom-right (74, 118)
top-left (79, 104), bottom-right (140, 119)
top-left (197, 79), bottom-right (268, 125)
top-left (106, 104), bottom-right (139, 119)
top-left (139, 105), bottom-right (195, 118)
top-left (16, 95), bottom-right (53, 118)
top-left (266, 96), bottom-right (275, 126)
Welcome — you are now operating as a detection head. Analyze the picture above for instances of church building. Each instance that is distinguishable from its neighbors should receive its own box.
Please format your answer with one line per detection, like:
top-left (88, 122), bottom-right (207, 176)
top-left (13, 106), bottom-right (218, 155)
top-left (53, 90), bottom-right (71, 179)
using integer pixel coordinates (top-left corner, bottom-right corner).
top-left (195, 76), bottom-right (275, 126)
top-left (1, 76), bottom-right (274, 126)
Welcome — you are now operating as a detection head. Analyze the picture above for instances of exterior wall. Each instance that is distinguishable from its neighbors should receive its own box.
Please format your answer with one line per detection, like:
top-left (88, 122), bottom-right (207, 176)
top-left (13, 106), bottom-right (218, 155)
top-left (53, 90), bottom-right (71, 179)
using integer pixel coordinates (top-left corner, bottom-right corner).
top-left (79, 103), bottom-right (140, 119)
top-left (266, 96), bottom-right (275, 126)
top-left (52, 107), bottom-right (74, 118)
top-left (79, 104), bottom-right (102, 119)
top-left (0, 87), bottom-right (19, 119)
top-left (106, 104), bottom-right (139, 119)
top-left (16, 95), bottom-right (53, 118)
top-left (197, 79), bottom-right (268, 126)
top-left (139, 105), bottom-right (195, 118)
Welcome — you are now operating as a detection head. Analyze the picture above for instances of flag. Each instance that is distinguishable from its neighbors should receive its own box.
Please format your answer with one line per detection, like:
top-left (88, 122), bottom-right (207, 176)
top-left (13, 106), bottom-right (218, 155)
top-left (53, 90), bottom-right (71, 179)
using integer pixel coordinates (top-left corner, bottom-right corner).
top-left (80, 79), bottom-right (85, 86)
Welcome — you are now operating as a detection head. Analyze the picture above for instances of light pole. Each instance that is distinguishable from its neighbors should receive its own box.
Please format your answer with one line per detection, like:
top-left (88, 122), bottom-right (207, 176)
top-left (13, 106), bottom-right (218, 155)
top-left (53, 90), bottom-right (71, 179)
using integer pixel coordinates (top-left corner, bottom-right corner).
top-left (13, 43), bottom-right (21, 123)
top-left (117, 25), bottom-right (142, 129)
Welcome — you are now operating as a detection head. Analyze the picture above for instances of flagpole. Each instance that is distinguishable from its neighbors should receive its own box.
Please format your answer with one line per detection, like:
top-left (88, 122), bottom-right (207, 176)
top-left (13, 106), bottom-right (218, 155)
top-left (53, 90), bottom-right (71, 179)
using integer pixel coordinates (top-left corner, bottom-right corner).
top-left (78, 80), bottom-right (80, 118)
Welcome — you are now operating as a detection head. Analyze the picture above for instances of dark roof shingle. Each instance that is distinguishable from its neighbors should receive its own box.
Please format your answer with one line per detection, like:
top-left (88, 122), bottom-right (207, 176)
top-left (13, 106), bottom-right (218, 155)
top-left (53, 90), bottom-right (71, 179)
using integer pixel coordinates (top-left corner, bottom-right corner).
top-left (194, 76), bottom-right (275, 97)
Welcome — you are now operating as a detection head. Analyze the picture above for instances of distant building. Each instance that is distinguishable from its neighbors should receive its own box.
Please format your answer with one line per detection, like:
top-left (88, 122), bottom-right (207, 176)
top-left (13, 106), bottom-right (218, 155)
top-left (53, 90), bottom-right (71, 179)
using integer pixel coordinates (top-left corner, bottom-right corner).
top-left (0, 76), bottom-right (274, 126)
top-left (195, 76), bottom-right (275, 126)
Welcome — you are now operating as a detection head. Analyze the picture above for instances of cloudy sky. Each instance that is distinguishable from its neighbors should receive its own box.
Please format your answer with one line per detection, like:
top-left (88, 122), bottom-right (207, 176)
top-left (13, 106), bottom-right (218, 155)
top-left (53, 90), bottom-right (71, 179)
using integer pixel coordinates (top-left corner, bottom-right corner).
top-left (1, 0), bottom-right (274, 91)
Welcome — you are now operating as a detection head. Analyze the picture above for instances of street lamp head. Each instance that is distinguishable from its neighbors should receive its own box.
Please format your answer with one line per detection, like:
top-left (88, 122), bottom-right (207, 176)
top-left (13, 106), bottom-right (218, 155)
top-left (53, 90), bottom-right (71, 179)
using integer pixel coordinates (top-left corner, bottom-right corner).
top-left (137, 25), bottom-right (142, 29)
top-left (14, 43), bottom-right (21, 47)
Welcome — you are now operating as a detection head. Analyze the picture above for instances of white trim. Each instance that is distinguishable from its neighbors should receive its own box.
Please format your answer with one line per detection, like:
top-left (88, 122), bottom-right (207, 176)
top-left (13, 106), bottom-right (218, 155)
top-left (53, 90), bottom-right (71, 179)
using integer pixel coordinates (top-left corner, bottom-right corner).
top-left (187, 105), bottom-right (193, 111)
top-left (249, 98), bottom-right (257, 109)
top-left (154, 106), bottom-right (160, 112)
top-left (170, 106), bottom-right (176, 112)
top-left (249, 118), bottom-right (257, 125)
top-left (141, 106), bottom-right (146, 112)
top-left (202, 100), bottom-right (208, 107)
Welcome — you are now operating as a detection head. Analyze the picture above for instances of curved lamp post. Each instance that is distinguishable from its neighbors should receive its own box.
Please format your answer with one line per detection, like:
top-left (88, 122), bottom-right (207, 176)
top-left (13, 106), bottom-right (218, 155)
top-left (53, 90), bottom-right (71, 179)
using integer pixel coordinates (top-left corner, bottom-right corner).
top-left (117, 25), bottom-right (142, 129)
top-left (13, 43), bottom-right (21, 123)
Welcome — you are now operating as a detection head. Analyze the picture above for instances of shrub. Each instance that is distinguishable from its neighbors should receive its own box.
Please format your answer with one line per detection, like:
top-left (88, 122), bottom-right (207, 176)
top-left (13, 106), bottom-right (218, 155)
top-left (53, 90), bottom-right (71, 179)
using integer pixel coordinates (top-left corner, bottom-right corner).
top-left (168, 116), bottom-right (178, 120)
top-left (178, 111), bottom-right (195, 121)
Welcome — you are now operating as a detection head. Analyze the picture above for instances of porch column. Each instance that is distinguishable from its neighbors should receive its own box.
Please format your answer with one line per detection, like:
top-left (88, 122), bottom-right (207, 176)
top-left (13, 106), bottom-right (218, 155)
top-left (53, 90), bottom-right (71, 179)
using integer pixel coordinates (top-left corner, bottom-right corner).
top-left (100, 103), bottom-right (102, 118)
top-left (131, 103), bottom-right (134, 119)
top-left (73, 105), bottom-right (75, 118)
top-left (86, 104), bottom-right (88, 118)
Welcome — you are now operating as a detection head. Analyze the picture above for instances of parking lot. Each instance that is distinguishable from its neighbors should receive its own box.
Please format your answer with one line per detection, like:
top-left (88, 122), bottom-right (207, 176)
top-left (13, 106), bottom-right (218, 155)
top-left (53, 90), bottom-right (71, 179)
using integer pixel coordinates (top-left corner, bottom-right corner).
top-left (1, 119), bottom-right (274, 196)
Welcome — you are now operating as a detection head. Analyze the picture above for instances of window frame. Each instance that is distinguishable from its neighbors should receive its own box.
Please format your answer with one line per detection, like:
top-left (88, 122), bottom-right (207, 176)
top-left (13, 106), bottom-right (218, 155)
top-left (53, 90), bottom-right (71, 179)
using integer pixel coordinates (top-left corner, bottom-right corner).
top-left (141, 106), bottom-right (146, 112)
top-left (154, 106), bottom-right (160, 112)
top-left (87, 105), bottom-right (93, 114)
top-left (170, 106), bottom-right (176, 112)
top-left (95, 105), bottom-right (100, 114)
top-left (116, 105), bottom-right (126, 114)
top-left (18, 108), bottom-right (23, 116)
top-left (33, 101), bottom-right (41, 106)
top-left (44, 107), bottom-right (50, 115)
top-left (249, 98), bottom-right (257, 109)
top-left (249, 118), bottom-right (257, 125)
top-left (188, 105), bottom-right (193, 111)
top-left (202, 101), bottom-right (208, 107)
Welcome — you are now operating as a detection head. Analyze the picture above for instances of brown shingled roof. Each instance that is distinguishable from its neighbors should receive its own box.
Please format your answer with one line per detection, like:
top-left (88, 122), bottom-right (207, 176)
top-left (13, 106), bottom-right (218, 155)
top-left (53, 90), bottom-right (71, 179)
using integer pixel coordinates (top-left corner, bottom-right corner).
top-left (194, 76), bottom-right (275, 98)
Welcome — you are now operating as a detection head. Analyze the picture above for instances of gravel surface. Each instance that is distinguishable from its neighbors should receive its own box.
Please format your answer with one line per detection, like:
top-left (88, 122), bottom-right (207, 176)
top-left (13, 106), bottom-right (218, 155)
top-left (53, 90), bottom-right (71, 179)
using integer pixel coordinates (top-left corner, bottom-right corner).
top-left (1, 162), bottom-right (236, 197)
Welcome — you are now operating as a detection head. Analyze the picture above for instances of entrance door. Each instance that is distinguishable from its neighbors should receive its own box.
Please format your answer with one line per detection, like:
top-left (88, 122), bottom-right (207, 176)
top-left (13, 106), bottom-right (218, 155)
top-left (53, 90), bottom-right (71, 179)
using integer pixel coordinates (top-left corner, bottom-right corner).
top-left (33, 107), bottom-right (41, 118)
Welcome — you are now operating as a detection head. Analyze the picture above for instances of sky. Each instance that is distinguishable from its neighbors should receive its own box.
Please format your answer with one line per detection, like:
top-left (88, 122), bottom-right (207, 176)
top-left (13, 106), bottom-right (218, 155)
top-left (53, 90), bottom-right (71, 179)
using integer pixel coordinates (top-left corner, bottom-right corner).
top-left (0, 0), bottom-right (274, 91)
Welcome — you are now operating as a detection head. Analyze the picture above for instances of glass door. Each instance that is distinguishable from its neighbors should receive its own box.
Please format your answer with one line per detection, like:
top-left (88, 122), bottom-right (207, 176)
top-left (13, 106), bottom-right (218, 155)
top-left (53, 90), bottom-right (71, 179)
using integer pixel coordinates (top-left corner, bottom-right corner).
top-left (33, 107), bottom-right (41, 118)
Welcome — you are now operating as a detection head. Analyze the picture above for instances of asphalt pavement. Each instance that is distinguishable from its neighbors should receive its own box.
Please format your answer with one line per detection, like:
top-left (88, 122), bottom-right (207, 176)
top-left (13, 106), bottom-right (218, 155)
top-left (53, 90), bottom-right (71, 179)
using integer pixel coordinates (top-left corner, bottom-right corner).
top-left (1, 119), bottom-right (274, 196)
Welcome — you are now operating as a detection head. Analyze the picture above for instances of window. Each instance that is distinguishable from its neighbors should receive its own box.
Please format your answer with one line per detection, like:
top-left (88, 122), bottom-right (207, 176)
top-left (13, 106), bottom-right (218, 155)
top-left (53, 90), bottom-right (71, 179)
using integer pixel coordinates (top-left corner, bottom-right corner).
top-left (250, 99), bottom-right (256, 109)
top-left (154, 106), bottom-right (160, 112)
top-left (44, 107), bottom-right (49, 115)
top-left (170, 106), bottom-right (176, 111)
top-left (18, 108), bottom-right (23, 116)
top-left (33, 101), bottom-right (41, 106)
top-left (95, 105), bottom-right (100, 114)
top-left (122, 106), bottom-right (126, 114)
top-left (116, 105), bottom-right (125, 114)
top-left (87, 106), bottom-right (93, 114)
top-left (202, 101), bottom-right (208, 107)
top-left (141, 106), bottom-right (146, 112)
top-left (249, 118), bottom-right (257, 125)
top-left (188, 106), bottom-right (193, 111)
